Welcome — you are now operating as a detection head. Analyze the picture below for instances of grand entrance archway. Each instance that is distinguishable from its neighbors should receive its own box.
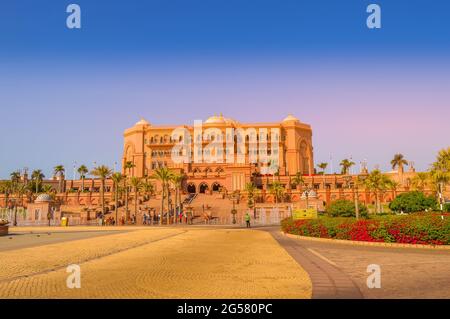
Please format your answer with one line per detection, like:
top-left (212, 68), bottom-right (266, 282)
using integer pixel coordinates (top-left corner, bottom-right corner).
top-left (187, 183), bottom-right (196, 194)
top-left (199, 183), bottom-right (209, 194)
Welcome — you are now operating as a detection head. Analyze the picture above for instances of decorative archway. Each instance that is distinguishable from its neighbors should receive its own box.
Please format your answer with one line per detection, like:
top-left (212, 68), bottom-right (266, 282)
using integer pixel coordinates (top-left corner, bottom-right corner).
top-left (199, 183), bottom-right (209, 194)
top-left (212, 182), bottom-right (221, 192)
top-left (187, 183), bottom-right (196, 194)
top-left (298, 140), bottom-right (311, 175)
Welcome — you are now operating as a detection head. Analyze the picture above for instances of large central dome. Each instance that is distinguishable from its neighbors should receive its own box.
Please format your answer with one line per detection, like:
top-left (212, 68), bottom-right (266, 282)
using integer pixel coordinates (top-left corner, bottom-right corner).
top-left (205, 114), bottom-right (226, 124)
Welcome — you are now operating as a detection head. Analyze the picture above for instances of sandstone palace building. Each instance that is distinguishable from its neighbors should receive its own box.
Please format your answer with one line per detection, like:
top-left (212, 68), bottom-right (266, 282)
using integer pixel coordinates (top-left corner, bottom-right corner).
top-left (123, 114), bottom-right (314, 193)
top-left (1, 114), bottom-right (443, 226)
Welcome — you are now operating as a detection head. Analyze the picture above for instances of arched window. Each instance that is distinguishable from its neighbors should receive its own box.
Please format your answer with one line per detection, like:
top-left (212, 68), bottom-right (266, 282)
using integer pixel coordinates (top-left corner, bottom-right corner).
top-left (212, 182), bottom-right (221, 192)
top-left (199, 183), bottom-right (209, 194)
top-left (187, 183), bottom-right (196, 193)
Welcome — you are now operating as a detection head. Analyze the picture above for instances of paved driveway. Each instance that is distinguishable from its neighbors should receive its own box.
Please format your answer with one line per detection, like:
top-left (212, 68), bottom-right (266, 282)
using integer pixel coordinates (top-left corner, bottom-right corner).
top-left (268, 229), bottom-right (450, 299)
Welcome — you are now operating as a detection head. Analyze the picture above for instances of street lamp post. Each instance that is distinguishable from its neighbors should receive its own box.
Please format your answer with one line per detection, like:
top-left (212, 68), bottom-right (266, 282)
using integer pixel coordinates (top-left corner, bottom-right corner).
top-left (354, 185), bottom-right (360, 219)
top-left (357, 175), bottom-right (368, 218)
top-left (73, 161), bottom-right (77, 181)
top-left (231, 198), bottom-right (237, 224)
top-left (301, 187), bottom-right (311, 209)
top-left (11, 200), bottom-right (18, 227)
top-left (345, 175), bottom-right (360, 219)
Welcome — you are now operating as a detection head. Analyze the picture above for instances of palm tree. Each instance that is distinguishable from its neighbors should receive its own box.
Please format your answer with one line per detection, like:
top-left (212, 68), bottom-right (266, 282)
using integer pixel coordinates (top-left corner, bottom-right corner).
top-left (411, 172), bottom-right (429, 191)
top-left (90, 165), bottom-right (113, 220)
top-left (31, 170), bottom-right (45, 194)
top-left (430, 147), bottom-right (450, 210)
top-left (317, 162), bottom-right (328, 175)
top-left (292, 172), bottom-right (304, 190)
top-left (268, 181), bottom-right (285, 204)
top-left (140, 181), bottom-right (155, 224)
top-left (363, 169), bottom-right (392, 214)
top-left (274, 168), bottom-right (281, 182)
top-left (387, 180), bottom-right (400, 198)
top-left (123, 161), bottom-right (136, 223)
top-left (42, 184), bottom-right (54, 194)
top-left (340, 159), bottom-right (355, 175)
top-left (245, 182), bottom-right (259, 208)
top-left (151, 167), bottom-right (174, 225)
top-left (130, 177), bottom-right (142, 223)
top-left (140, 181), bottom-right (155, 199)
top-left (0, 181), bottom-right (13, 209)
top-left (77, 165), bottom-right (89, 192)
top-left (391, 153), bottom-right (408, 173)
top-left (9, 171), bottom-right (21, 207)
top-left (10, 171), bottom-right (21, 185)
top-left (15, 183), bottom-right (27, 207)
top-left (53, 165), bottom-right (65, 193)
top-left (170, 173), bottom-right (184, 224)
top-left (124, 160), bottom-right (135, 176)
top-left (111, 172), bottom-right (124, 225)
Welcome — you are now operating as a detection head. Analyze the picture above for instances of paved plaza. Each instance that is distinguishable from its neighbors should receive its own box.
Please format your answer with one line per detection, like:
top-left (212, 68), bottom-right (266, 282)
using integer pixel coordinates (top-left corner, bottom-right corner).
top-left (0, 226), bottom-right (449, 299)
top-left (0, 226), bottom-right (311, 299)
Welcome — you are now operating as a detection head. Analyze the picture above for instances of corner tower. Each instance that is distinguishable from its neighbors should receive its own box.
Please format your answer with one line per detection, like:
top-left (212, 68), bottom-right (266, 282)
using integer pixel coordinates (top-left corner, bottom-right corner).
top-left (122, 118), bottom-right (151, 177)
top-left (281, 115), bottom-right (314, 175)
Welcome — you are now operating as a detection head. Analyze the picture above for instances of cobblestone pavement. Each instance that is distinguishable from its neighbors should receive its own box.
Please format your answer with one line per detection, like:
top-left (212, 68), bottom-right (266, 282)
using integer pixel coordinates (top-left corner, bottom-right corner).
top-left (0, 227), bottom-right (312, 299)
top-left (271, 230), bottom-right (450, 299)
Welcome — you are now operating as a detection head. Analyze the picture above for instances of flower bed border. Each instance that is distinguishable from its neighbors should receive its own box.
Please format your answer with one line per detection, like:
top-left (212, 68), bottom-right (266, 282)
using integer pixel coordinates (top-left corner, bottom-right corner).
top-left (282, 232), bottom-right (450, 250)
top-left (0, 225), bottom-right (9, 236)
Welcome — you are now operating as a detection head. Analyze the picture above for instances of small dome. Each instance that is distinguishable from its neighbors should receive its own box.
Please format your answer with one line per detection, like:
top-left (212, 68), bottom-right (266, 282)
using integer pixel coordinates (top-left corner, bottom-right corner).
top-left (301, 189), bottom-right (317, 199)
top-left (135, 118), bottom-right (150, 126)
top-left (283, 114), bottom-right (299, 123)
top-left (35, 194), bottom-right (53, 203)
top-left (205, 114), bottom-right (226, 124)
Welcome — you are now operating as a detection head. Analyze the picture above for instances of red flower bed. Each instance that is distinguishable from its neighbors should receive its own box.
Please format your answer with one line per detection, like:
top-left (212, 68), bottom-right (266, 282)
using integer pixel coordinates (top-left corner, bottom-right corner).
top-left (281, 213), bottom-right (450, 246)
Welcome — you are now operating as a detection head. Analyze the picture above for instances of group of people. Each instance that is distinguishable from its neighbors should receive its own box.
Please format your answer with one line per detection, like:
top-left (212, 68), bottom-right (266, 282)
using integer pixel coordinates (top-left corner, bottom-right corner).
top-left (96, 210), bottom-right (253, 227)
top-left (141, 210), bottom-right (195, 225)
top-left (98, 214), bottom-right (137, 226)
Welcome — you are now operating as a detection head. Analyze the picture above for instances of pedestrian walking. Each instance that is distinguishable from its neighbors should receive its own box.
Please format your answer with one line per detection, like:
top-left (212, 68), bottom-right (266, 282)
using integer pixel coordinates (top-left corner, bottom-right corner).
top-left (143, 213), bottom-right (147, 225)
top-left (245, 212), bottom-right (251, 228)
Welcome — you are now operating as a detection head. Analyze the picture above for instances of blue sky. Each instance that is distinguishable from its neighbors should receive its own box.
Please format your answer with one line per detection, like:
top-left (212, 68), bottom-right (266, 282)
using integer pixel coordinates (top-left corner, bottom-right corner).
top-left (0, 0), bottom-right (449, 178)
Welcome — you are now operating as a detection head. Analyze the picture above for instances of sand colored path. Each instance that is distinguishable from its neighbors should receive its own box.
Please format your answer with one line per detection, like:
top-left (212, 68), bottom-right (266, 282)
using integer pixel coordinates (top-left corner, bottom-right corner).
top-left (0, 227), bottom-right (311, 299)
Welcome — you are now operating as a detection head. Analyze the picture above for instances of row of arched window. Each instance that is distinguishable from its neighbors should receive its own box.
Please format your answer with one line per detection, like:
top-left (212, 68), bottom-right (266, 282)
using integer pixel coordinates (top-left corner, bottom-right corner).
top-left (146, 135), bottom-right (184, 145)
top-left (151, 161), bottom-right (168, 169)
top-left (150, 147), bottom-right (279, 158)
top-left (191, 167), bottom-right (225, 174)
top-left (145, 132), bottom-right (284, 145)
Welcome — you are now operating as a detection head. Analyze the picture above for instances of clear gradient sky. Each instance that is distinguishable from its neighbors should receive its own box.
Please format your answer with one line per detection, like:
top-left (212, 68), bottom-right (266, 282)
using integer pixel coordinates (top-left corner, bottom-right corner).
top-left (0, 0), bottom-right (449, 178)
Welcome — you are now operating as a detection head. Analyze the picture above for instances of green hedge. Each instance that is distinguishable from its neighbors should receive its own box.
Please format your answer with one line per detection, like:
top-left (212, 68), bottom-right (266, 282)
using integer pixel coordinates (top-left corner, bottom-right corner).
top-left (389, 191), bottom-right (437, 213)
top-left (326, 199), bottom-right (368, 218)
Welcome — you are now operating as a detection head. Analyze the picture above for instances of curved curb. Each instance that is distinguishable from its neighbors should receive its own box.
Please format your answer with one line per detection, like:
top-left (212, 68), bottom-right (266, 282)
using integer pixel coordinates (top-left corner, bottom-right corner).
top-left (282, 232), bottom-right (450, 250)
top-left (267, 229), bottom-right (363, 299)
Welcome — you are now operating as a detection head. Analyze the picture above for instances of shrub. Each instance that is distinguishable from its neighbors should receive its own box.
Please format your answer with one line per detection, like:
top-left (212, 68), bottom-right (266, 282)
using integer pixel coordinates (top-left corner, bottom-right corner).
top-left (444, 203), bottom-right (450, 213)
top-left (326, 199), bottom-right (368, 218)
top-left (389, 191), bottom-right (437, 213)
top-left (281, 213), bottom-right (450, 245)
